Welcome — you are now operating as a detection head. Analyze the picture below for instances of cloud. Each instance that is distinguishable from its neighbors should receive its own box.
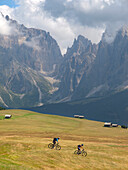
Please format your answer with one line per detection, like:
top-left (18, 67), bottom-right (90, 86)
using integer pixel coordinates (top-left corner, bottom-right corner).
top-left (23, 36), bottom-right (41, 51)
top-left (43, 0), bottom-right (128, 27)
top-left (0, 0), bottom-right (128, 53)
top-left (0, 5), bottom-right (13, 16)
top-left (42, 0), bottom-right (128, 45)
top-left (0, 10), bottom-right (12, 35)
top-left (10, 0), bottom-right (76, 53)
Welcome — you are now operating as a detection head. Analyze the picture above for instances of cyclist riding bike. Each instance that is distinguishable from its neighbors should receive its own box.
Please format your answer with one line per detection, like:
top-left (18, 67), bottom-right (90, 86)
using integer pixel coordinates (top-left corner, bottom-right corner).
top-left (74, 144), bottom-right (87, 156)
top-left (77, 144), bottom-right (83, 154)
top-left (53, 137), bottom-right (60, 147)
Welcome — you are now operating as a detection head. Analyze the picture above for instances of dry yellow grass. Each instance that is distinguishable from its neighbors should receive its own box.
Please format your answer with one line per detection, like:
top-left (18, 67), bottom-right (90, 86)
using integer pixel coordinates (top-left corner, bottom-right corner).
top-left (0, 109), bottom-right (128, 169)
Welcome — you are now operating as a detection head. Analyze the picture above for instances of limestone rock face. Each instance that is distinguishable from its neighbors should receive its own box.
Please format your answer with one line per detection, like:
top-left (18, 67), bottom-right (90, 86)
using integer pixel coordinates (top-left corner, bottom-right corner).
top-left (72, 26), bottom-right (128, 100)
top-left (0, 15), bottom-right (62, 108)
top-left (0, 15), bottom-right (62, 72)
top-left (52, 35), bottom-right (98, 102)
top-left (1, 13), bottom-right (128, 108)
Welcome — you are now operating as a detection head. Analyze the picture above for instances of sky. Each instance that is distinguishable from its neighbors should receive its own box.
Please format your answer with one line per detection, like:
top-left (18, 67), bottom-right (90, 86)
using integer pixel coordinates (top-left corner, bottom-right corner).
top-left (0, 0), bottom-right (128, 54)
top-left (0, 0), bottom-right (18, 8)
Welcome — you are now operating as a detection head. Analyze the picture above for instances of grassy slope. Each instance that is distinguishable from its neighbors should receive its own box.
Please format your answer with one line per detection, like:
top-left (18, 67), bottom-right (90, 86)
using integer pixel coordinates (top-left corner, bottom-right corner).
top-left (0, 109), bottom-right (128, 170)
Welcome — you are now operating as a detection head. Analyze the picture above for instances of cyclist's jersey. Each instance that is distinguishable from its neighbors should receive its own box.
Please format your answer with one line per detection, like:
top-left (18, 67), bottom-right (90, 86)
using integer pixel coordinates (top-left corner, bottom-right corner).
top-left (53, 138), bottom-right (59, 142)
top-left (78, 145), bottom-right (83, 150)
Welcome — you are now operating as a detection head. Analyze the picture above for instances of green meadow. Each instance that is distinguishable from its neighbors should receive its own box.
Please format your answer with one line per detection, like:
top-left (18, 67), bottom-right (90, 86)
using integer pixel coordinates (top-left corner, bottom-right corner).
top-left (0, 109), bottom-right (128, 170)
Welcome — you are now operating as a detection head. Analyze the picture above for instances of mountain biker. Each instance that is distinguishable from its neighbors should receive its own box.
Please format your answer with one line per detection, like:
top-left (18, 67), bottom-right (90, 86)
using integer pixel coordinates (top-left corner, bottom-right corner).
top-left (77, 144), bottom-right (83, 154)
top-left (53, 137), bottom-right (60, 146)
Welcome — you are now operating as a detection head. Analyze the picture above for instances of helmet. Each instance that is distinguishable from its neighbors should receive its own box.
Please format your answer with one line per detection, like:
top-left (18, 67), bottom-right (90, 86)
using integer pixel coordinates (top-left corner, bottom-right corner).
top-left (58, 137), bottom-right (60, 139)
top-left (81, 144), bottom-right (84, 146)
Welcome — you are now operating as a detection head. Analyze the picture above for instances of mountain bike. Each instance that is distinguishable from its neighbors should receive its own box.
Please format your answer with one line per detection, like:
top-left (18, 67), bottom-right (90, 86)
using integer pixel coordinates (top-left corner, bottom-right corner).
top-left (74, 149), bottom-right (87, 157)
top-left (48, 143), bottom-right (61, 150)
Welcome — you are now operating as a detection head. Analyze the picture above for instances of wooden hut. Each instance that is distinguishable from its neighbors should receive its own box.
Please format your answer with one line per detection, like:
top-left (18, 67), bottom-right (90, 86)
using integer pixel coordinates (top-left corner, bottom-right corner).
top-left (104, 122), bottom-right (112, 127)
top-left (74, 115), bottom-right (80, 118)
top-left (5, 115), bottom-right (12, 119)
top-left (112, 124), bottom-right (118, 127)
top-left (79, 116), bottom-right (84, 119)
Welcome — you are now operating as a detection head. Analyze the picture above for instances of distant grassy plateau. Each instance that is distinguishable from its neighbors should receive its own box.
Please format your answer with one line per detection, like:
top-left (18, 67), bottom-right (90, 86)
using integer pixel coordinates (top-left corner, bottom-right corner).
top-left (0, 109), bottom-right (128, 170)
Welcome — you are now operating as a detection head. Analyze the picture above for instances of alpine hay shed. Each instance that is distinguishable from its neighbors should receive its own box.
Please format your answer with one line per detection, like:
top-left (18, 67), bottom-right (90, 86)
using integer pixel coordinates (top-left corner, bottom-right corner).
top-left (5, 115), bottom-right (12, 119)
top-left (104, 122), bottom-right (112, 127)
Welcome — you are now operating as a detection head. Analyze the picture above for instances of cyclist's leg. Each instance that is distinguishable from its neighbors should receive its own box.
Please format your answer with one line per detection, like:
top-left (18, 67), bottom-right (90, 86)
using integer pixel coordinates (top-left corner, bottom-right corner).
top-left (78, 147), bottom-right (81, 154)
top-left (53, 140), bottom-right (56, 148)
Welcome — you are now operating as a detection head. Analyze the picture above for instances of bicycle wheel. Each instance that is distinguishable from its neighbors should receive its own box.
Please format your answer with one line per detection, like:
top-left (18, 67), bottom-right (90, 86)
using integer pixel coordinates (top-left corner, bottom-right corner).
top-left (56, 145), bottom-right (61, 150)
top-left (74, 150), bottom-right (78, 154)
top-left (82, 151), bottom-right (87, 157)
top-left (48, 143), bottom-right (54, 149)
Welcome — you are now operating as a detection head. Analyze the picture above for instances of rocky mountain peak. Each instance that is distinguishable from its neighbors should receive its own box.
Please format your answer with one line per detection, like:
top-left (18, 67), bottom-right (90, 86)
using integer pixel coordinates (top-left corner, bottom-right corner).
top-left (0, 12), bottom-right (4, 17)
top-left (77, 35), bottom-right (91, 44)
top-left (66, 35), bottom-right (92, 58)
top-left (73, 35), bottom-right (91, 48)
top-left (0, 12), bottom-right (10, 21)
top-left (5, 15), bottom-right (10, 21)
top-left (102, 25), bottom-right (128, 45)
top-left (118, 25), bottom-right (128, 37)
top-left (0, 16), bottom-right (63, 108)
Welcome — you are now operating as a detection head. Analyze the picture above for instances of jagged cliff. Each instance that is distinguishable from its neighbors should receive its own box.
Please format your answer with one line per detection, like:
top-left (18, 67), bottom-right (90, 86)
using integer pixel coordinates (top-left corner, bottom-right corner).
top-left (52, 35), bottom-right (98, 102)
top-left (0, 14), bottom-right (62, 108)
top-left (72, 26), bottom-right (128, 100)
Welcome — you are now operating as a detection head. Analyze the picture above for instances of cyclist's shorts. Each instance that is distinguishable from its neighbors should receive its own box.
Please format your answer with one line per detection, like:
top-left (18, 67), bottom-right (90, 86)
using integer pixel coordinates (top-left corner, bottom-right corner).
top-left (53, 140), bottom-right (56, 144)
